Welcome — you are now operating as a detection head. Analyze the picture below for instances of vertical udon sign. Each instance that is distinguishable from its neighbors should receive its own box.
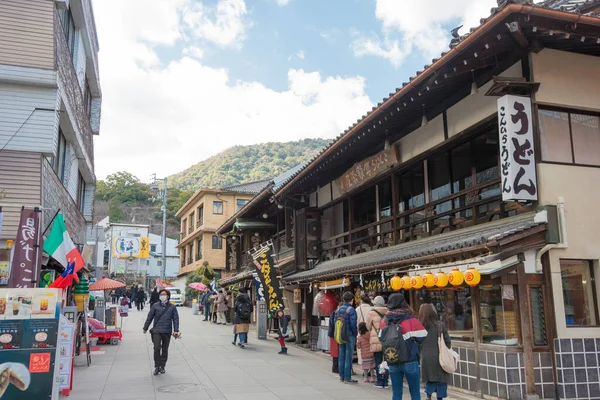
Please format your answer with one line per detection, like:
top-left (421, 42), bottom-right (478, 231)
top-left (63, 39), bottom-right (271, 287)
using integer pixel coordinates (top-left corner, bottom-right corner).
top-left (497, 95), bottom-right (538, 202)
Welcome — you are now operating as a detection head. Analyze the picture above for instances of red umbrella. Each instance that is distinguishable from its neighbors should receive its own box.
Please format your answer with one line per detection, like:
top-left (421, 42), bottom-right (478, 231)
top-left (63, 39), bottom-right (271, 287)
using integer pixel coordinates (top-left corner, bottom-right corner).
top-left (188, 282), bottom-right (207, 291)
top-left (89, 278), bottom-right (126, 291)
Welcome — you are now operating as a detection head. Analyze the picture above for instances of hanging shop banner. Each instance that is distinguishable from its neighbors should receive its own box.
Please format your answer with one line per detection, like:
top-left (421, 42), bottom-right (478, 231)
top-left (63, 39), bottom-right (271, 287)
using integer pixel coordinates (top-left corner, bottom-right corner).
top-left (8, 208), bottom-right (43, 288)
top-left (497, 95), bottom-right (538, 201)
top-left (250, 244), bottom-right (284, 314)
top-left (112, 236), bottom-right (150, 259)
top-left (225, 236), bottom-right (241, 271)
top-left (362, 274), bottom-right (393, 293)
top-left (252, 273), bottom-right (265, 302)
top-left (334, 145), bottom-right (399, 195)
top-left (0, 287), bottom-right (61, 400)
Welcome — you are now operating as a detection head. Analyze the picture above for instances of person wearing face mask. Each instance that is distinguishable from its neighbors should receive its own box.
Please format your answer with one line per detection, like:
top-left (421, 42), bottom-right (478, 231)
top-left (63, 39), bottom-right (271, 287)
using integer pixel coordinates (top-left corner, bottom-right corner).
top-left (143, 289), bottom-right (180, 375)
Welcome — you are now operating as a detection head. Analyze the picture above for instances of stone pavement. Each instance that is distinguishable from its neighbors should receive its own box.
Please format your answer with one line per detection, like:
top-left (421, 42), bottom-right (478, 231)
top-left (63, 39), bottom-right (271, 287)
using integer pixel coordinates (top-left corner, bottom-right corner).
top-left (66, 307), bottom-right (484, 400)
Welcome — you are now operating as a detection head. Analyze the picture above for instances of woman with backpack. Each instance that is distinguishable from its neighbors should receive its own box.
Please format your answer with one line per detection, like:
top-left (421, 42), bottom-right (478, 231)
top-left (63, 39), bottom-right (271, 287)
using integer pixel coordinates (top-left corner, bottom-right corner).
top-left (419, 303), bottom-right (452, 400)
top-left (366, 295), bottom-right (389, 388)
top-left (234, 287), bottom-right (253, 348)
top-left (381, 293), bottom-right (427, 400)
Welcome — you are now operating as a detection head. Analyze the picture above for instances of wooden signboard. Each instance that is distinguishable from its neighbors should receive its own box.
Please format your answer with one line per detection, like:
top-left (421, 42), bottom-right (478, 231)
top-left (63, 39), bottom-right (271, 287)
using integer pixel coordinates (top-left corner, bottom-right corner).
top-left (293, 288), bottom-right (302, 304)
top-left (334, 144), bottom-right (398, 195)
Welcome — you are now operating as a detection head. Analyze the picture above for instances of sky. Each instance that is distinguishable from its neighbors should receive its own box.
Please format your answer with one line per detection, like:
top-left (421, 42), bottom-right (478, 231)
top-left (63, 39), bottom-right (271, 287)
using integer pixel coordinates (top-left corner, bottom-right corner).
top-left (92, 0), bottom-right (500, 181)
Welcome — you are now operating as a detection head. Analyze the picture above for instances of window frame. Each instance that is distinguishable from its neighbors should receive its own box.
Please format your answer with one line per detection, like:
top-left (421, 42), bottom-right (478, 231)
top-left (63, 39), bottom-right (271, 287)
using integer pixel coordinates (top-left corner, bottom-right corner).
top-left (55, 129), bottom-right (68, 184)
top-left (212, 235), bottom-right (222, 250)
top-left (560, 259), bottom-right (600, 328)
top-left (76, 171), bottom-right (86, 212)
top-left (213, 201), bottom-right (223, 215)
top-left (236, 199), bottom-right (249, 212)
top-left (538, 106), bottom-right (600, 168)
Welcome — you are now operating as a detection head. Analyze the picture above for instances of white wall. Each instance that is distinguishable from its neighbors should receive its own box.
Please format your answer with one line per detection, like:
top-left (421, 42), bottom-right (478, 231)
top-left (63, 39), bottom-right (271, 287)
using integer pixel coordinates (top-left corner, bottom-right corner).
top-left (533, 49), bottom-right (600, 112)
top-left (396, 114), bottom-right (444, 163)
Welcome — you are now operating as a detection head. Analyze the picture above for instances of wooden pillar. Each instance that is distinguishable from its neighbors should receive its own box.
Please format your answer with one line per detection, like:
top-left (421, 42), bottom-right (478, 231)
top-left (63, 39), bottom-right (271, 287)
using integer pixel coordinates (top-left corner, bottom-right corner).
top-left (517, 263), bottom-right (536, 397)
top-left (391, 174), bottom-right (399, 244)
top-left (471, 287), bottom-right (483, 395)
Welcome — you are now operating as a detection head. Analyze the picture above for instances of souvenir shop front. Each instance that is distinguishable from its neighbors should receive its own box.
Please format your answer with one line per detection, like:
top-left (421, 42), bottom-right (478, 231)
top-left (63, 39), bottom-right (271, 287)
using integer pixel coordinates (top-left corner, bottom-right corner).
top-left (286, 207), bottom-right (559, 400)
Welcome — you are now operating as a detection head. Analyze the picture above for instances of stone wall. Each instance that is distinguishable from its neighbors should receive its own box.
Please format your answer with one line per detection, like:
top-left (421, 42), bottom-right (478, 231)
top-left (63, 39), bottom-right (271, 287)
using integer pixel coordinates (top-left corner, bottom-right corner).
top-left (555, 338), bottom-right (600, 399)
top-left (42, 160), bottom-right (86, 246)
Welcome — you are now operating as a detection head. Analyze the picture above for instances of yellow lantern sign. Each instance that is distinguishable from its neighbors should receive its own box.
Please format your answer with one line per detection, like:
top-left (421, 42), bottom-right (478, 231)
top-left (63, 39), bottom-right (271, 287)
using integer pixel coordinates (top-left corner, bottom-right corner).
top-left (464, 267), bottom-right (481, 286)
top-left (435, 272), bottom-right (449, 288)
top-left (402, 275), bottom-right (412, 290)
top-left (410, 274), bottom-right (423, 290)
top-left (448, 268), bottom-right (464, 286)
top-left (390, 275), bottom-right (402, 291)
top-left (423, 271), bottom-right (435, 288)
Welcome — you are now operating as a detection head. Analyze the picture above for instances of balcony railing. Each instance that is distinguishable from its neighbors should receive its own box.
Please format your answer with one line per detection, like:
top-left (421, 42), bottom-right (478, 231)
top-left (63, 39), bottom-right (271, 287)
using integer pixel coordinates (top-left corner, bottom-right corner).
top-left (320, 178), bottom-right (532, 261)
top-left (188, 225), bottom-right (194, 234)
top-left (197, 218), bottom-right (203, 228)
top-left (187, 257), bottom-right (193, 265)
top-left (180, 259), bottom-right (186, 268)
top-left (196, 253), bottom-right (202, 261)
top-left (180, 231), bottom-right (186, 241)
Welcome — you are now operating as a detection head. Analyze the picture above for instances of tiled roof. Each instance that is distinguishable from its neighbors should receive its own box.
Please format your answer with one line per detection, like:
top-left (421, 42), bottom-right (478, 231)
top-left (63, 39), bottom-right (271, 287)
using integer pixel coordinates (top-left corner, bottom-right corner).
top-left (219, 270), bottom-right (253, 286)
top-left (284, 211), bottom-right (547, 282)
top-left (273, 0), bottom-right (600, 197)
top-left (221, 179), bottom-right (272, 195)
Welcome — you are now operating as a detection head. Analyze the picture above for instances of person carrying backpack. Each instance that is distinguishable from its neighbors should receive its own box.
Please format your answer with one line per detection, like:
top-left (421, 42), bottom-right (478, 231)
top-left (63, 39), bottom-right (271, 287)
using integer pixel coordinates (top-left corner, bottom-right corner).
top-left (380, 293), bottom-right (427, 400)
top-left (234, 287), bottom-right (253, 348)
top-left (366, 295), bottom-right (389, 388)
top-left (330, 291), bottom-right (358, 384)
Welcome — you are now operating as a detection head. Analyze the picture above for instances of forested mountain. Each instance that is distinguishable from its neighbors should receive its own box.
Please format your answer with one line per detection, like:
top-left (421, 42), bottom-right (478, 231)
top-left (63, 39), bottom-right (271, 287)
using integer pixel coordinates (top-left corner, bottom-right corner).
top-left (169, 138), bottom-right (330, 190)
top-left (94, 138), bottom-right (329, 236)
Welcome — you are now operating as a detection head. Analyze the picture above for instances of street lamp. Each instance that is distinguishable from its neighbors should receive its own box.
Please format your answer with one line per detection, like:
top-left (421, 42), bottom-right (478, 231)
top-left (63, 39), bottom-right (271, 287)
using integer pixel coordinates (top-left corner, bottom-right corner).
top-left (151, 174), bottom-right (168, 281)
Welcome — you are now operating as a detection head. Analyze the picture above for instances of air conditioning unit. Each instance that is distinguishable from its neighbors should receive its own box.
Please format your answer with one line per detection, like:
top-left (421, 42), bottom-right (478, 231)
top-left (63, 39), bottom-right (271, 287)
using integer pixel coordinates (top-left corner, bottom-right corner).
top-left (306, 217), bottom-right (319, 259)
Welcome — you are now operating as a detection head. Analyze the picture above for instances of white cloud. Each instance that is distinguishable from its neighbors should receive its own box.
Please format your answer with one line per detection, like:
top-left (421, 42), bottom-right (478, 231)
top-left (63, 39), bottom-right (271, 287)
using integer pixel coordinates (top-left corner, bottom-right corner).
top-left (353, 0), bottom-right (497, 66)
top-left (351, 34), bottom-right (411, 68)
top-left (93, 0), bottom-right (372, 179)
top-left (288, 50), bottom-right (305, 61)
top-left (182, 0), bottom-right (249, 48)
top-left (275, 0), bottom-right (292, 5)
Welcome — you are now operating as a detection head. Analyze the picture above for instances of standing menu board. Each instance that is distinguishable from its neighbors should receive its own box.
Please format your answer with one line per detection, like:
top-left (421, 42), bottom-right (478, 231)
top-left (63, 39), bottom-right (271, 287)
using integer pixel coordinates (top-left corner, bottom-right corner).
top-left (0, 288), bottom-right (61, 400)
top-left (58, 315), bottom-right (75, 391)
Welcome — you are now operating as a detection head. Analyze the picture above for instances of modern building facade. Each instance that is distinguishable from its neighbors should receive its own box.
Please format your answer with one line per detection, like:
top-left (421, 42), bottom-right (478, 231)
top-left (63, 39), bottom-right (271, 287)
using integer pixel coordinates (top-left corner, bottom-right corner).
top-left (0, 0), bottom-right (101, 252)
top-left (176, 181), bottom-right (269, 276)
top-left (218, 2), bottom-right (600, 399)
top-left (147, 233), bottom-right (179, 279)
top-left (104, 223), bottom-right (149, 286)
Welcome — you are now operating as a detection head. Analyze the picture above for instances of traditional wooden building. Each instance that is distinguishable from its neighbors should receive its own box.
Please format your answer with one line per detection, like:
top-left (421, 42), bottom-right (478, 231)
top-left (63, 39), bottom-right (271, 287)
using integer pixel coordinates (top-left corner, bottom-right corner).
top-left (219, 1), bottom-right (600, 399)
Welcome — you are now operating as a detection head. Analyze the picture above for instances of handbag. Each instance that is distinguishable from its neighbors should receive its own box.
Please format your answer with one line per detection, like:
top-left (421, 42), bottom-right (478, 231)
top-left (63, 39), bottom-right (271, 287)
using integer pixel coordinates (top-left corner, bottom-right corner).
top-left (438, 322), bottom-right (458, 373)
top-left (149, 304), bottom-right (170, 334)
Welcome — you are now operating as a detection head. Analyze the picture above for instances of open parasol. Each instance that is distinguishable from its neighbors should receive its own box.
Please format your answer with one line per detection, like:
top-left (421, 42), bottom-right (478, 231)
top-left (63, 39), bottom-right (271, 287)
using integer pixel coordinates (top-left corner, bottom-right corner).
top-left (188, 282), bottom-right (207, 291)
top-left (89, 277), bottom-right (126, 291)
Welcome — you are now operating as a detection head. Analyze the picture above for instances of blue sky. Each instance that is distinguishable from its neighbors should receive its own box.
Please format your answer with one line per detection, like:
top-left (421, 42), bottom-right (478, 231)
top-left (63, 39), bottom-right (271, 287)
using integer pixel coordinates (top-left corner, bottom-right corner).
top-left (93, 0), bottom-right (498, 179)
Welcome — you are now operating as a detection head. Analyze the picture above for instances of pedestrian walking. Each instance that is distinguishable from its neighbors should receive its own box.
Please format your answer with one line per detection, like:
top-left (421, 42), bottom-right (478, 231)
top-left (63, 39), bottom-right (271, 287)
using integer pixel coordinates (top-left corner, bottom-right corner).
top-left (366, 295), bottom-right (389, 388)
top-left (231, 324), bottom-right (238, 345)
top-left (356, 295), bottom-right (373, 373)
top-left (331, 291), bottom-right (358, 384)
top-left (234, 287), bottom-right (253, 348)
top-left (110, 289), bottom-right (118, 304)
top-left (143, 289), bottom-right (180, 376)
top-left (226, 290), bottom-right (234, 324)
top-left (382, 293), bottom-right (427, 400)
top-left (119, 295), bottom-right (130, 317)
top-left (150, 287), bottom-right (159, 307)
top-left (136, 286), bottom-right (145, 311)
top-left (200, 288), bottom-right (210, 321)
top-left (131, 285), bottom-right (138, 303)
top-left (215, 290), bottom-right (228, 324)
top-left (276, 309), bottom-right (291, 355)
top-left (357, 322), bottom-right (375, 382)
top-left (419, 303), bottom-right (451, 400)
top-left (208, 292), bottom-right (217, 323)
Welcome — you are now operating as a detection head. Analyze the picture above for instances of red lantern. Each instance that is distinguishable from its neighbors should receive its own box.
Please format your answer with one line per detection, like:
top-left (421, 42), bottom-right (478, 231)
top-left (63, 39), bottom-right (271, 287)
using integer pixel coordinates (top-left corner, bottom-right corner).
top-left (317, 291), bottom-right (338, 316)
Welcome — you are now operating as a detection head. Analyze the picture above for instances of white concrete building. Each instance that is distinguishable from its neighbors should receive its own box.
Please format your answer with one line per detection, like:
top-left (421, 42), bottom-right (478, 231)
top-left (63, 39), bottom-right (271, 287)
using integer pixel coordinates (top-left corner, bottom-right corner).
top-left (146, 233), bottom-right (179, 279)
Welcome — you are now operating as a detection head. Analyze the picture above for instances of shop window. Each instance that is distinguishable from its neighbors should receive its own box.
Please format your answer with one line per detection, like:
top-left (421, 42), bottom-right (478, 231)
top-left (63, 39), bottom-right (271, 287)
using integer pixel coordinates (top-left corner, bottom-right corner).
top-left (538, 109), bottom-right (572, 163)
top-left (560, 260), bottom-right (599, 327)
top-left (352, 186), bottom-right (377, 229)
top-left (398, 162), bottom-right (426, 240)
top-left (571, 113), bottom-right (600, 166)
top-left (428, 153), bottom-right (452, 231)
top-left (474, 131), bottom-right (501, 221)
top-left (530, 287), bottom-right (547, 346)
top-left (451, 142), bottom-right (474, 221)
top-left (378, 178), bottom-right (392, 218)
top-left (416, 287), bottom-right (475, 342)
top-left (479, 284), bottom-right (519, 345)
top-left (539, 108), bottom-right (600, 166)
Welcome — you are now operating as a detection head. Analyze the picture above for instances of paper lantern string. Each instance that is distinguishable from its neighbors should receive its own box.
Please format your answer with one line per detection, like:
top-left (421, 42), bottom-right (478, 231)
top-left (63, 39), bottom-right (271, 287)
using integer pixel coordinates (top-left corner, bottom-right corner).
top-left (359, 273), bottom-right (363, 288)
top-left (381, 271), bottom-right (385, 285)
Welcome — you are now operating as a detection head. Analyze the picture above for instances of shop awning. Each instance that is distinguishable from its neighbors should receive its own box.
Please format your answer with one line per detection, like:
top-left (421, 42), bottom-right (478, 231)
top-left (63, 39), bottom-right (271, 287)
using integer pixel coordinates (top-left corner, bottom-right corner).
top-left (284, 211), bottom-right (548, 283)
top-left (219, 270), bottom-right (254, 287)
top-left (232, 219), bottom-right (276, 232)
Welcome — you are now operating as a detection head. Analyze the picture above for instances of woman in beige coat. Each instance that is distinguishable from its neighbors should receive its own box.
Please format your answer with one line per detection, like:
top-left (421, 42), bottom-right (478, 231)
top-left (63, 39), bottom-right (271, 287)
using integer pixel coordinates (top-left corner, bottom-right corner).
top-left (356, 295), bottom-right (373, 367)
top-left (366, 296), bottom-right (389, 388)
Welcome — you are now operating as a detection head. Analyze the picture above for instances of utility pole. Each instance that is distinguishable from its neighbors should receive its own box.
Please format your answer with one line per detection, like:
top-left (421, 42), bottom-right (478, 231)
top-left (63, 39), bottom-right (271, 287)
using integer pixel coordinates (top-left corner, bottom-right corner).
top-left (151, 174), bottom-right (168, 281)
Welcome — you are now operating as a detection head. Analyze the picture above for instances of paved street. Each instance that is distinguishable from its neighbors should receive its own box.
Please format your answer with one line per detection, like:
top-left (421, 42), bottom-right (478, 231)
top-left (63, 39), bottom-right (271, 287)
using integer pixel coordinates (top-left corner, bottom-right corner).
top-left (68, 307), bottom-right (481, 400)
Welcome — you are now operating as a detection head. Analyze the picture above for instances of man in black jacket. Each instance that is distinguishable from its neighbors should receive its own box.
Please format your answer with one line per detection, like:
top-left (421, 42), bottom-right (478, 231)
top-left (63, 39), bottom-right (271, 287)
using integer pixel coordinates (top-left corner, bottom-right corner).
top-left (143, 289), bottom-right (180, 375)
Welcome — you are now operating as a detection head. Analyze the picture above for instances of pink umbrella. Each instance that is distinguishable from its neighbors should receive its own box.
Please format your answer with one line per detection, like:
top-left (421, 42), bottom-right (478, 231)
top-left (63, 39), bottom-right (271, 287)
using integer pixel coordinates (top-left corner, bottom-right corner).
top-left (188, 282), bottom-right (207, 291)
